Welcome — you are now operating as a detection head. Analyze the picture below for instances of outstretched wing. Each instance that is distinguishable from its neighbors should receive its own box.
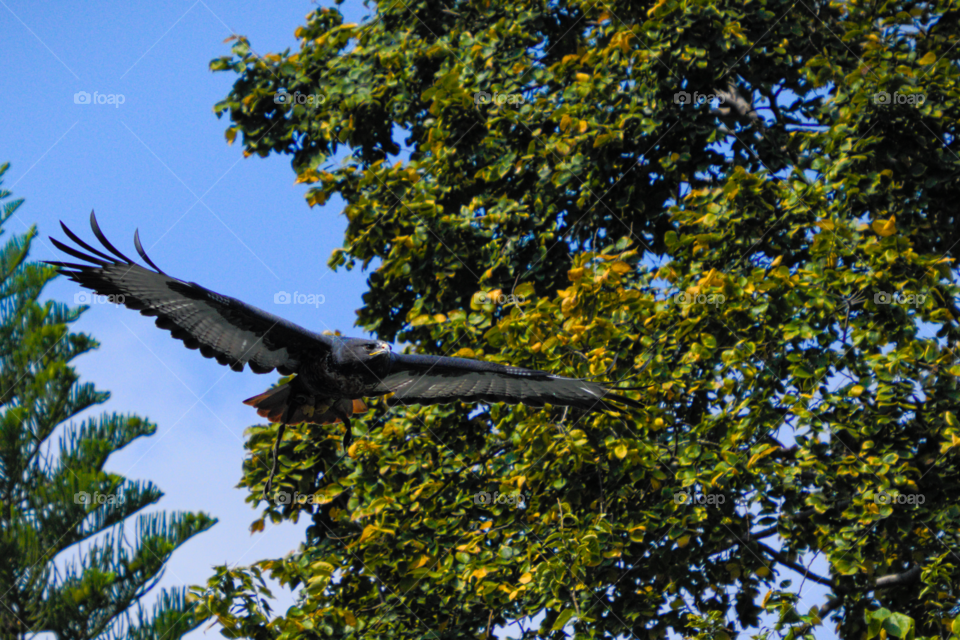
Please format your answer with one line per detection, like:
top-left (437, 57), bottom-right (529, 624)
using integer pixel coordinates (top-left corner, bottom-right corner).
top-left (378, 353), bottom-right (640, 412)
top-left (46, 212), bottom-right (333, 375)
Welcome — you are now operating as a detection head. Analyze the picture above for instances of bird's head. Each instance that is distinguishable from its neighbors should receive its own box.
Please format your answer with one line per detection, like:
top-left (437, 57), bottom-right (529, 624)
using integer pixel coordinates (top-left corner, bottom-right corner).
top-left (333, 339), bottom-right (392, 372)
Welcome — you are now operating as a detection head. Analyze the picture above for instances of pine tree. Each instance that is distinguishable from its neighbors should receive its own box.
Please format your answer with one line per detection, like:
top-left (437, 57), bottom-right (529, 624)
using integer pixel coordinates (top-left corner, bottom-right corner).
top-left (0, 162), bottom-right (216, 640)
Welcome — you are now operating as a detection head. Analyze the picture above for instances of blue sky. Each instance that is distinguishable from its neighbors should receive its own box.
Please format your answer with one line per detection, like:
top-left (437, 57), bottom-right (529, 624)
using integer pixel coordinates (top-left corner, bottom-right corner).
top-left (1, 2), bottom-right (842, 638)
top-left (1, 0), bottom-right (374, 635)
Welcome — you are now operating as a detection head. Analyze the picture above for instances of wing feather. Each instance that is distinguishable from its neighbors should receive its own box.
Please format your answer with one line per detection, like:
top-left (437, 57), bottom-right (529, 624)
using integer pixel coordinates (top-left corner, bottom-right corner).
top-left (134, 228), bottom-right (168, 274)
top-left (379, 353), bottom-right (639, 412)
top-left (46, 212), bottom-right (333, 375)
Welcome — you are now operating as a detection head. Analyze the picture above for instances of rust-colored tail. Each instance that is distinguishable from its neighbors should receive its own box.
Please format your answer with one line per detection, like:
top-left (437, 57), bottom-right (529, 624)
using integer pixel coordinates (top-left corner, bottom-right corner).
top-left (243, 382), bottom-right (368, 425)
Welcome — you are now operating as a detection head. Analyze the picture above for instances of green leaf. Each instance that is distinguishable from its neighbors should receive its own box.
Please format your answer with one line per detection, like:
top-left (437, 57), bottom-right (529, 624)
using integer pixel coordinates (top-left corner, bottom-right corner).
top-left (551, 609), bottom-right (576, 631)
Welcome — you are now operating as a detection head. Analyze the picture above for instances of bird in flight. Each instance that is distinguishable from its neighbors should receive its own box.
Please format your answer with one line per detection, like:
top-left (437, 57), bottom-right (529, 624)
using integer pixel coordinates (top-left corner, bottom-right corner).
top-left (47, 213), bottom-right (639, 495)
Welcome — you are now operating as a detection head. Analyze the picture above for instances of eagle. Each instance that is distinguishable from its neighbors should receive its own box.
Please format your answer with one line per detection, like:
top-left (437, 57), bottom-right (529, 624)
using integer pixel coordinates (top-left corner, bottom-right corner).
top-left (47, 213), bottom-right (639, 494)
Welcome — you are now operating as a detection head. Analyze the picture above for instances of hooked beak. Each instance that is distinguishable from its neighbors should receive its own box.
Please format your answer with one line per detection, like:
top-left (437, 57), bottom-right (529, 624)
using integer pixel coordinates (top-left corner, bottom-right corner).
top-left (370, 345), bottom-right (390, 356)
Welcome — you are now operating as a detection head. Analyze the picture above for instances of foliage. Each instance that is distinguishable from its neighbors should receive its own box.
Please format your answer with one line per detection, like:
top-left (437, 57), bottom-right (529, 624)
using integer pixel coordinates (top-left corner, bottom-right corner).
top-left (0, 163), bottom-right (216, 639)
top-left (203, 0), bottom-right (960, 637)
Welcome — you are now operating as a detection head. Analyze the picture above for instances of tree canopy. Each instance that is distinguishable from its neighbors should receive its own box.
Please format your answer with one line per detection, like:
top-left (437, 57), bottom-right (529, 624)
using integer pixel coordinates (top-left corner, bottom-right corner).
top-left (199, 0), bottom-right (960, 638)
top-left (0, 164), bottom-right (216, 640)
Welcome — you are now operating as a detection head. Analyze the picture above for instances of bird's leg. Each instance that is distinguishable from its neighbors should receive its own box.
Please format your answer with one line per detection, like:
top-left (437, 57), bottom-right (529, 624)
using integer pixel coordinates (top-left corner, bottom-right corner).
top-left (263, 422), bottom-right (287, 499)
top-left (333, 407), bottom-right (353, 452)
top-left (263, 392), bottom-right (309, 499)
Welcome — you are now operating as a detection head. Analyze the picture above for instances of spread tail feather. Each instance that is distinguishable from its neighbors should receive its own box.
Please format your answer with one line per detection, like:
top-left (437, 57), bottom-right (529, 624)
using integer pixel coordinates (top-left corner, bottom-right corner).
top-left (243, 382), bottom-right (368, 425)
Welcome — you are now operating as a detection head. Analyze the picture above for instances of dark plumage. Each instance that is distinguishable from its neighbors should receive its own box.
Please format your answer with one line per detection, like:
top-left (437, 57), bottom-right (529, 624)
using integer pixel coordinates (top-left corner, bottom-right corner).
top-left (47, 213), bottom-right (640, 494)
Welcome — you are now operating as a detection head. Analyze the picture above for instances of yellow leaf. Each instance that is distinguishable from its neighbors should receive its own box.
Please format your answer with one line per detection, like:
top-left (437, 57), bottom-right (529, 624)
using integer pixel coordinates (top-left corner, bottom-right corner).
top-left (677, 535), bottom-right (691, 548)
top-left (945, 433), bottom-right (960, 454)
top-left (578, 120), bottom-right (588, 133)
top-left (471, 567), bottom-right (490, 580)
top-left (343, 611), bottom-right (357, 626)
top-left (647, 0), bottom-right (667, 16)
top-left (919, 51), bottom-right (937, 65)
top-left (225, 128), bottom-right (238, 145)
top-left (871, 215), bottom-right (897, 237)
top-left (849, 385), bottom-right (864, 397)
top-left (295, 169), bottom-right (321, 184)
top-left (614, 443), bottom-right (628, 459)
top-left (756, 566), bottom-right (771, 577)
top-left (610, 261), bottom-right (632, 275)
top-left (518, 572), bottom-right (533, 584)
top-left (305, 190), bottom-right (327, 207)
top-left (747, 445), bottom-right (778, 468)
top-left (575, 72), bottom-right (591, 82)
top-left (946, 411), bottom-right (959, 428)
top-left (698, 268), bottom-right (722, 287)
top-left (770, 255), bottom-right (783, 268)
top-left (816, 220), bottom-right (835, 231)
top-left (568, 267), bottom-right (585, 281)
top-left (560, 114), bottom-right (572, 131)
top-left (359, 525), bottom-right (378, 544)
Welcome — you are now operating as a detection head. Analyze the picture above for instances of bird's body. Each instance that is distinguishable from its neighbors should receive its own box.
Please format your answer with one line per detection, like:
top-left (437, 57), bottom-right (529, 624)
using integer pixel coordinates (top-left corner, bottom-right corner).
top-left (47, 213), bottom-right (639, 493)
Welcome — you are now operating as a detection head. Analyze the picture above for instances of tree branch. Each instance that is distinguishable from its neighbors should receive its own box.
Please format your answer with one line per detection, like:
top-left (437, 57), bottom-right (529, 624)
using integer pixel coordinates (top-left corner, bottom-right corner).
top-left (793, 565), bottom-right (923, 635)
top-left (756, 541), bottom-right (833, 587)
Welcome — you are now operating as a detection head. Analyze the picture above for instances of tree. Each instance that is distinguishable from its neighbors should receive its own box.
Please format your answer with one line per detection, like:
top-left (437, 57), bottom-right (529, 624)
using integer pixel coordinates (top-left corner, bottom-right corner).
top-left (200, 0), bottom-right (960, 637)
top-left (0, 163), bottom-right (216, 639)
